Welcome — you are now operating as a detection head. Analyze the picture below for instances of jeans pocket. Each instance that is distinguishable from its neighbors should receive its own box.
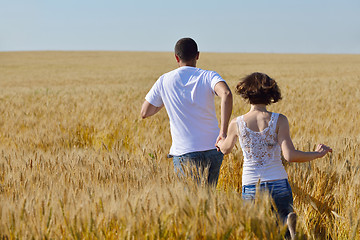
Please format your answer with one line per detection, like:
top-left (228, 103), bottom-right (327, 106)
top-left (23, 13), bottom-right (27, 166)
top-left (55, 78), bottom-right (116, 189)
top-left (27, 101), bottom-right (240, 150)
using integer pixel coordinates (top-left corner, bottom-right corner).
top-left (269, 180), bottom-right (291, 197)
top-left (242, 185), bottom-right (256, 200)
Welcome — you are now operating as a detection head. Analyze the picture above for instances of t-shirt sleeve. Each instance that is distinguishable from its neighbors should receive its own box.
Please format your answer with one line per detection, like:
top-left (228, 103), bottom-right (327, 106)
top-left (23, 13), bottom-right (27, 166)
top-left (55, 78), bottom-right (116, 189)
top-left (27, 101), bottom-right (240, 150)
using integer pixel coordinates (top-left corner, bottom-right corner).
top-left (210, 72), bottom-right (226, 93)
top-left (145, 77), bottom-right (164, 107)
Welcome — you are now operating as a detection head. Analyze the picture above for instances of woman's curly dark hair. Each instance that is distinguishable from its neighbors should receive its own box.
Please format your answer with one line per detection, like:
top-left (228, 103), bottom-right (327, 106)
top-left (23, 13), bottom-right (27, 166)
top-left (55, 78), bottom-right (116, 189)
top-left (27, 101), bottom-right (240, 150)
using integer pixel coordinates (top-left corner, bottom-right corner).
top-left (235, 72), bottom-right (282, 105)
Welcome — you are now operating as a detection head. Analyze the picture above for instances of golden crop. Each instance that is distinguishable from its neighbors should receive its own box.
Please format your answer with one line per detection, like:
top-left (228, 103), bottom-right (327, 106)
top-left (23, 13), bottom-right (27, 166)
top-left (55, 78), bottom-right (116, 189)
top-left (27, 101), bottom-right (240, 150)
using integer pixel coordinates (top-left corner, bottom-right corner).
top-left (0, 51), bottom-right (359, 239)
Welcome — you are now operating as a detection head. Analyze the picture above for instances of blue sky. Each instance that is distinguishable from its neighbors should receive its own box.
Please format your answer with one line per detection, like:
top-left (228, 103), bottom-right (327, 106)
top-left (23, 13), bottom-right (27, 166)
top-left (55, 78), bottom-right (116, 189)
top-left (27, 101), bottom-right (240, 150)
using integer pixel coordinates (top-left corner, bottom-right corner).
top-left (1, 0), bottom-right (359, 54)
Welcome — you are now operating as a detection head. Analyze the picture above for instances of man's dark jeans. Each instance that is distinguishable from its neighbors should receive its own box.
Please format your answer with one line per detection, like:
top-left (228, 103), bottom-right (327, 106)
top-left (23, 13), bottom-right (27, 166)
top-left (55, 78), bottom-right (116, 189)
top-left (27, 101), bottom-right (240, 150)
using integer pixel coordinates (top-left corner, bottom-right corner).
top-left (172, 149), bottom-right (223, 187)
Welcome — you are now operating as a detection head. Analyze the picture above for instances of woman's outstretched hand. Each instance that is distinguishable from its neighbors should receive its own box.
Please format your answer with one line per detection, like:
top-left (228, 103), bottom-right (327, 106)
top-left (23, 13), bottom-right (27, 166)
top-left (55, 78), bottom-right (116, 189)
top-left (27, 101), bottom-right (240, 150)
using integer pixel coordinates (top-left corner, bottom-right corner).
top-left (315, 144), bottom-right (332, 158)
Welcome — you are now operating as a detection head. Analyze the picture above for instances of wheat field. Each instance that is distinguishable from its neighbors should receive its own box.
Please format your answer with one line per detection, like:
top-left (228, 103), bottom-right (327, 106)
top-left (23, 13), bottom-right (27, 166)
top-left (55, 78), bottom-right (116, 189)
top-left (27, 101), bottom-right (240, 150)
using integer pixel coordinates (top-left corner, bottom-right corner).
top-left (0, 51), bottom-right (359, 239)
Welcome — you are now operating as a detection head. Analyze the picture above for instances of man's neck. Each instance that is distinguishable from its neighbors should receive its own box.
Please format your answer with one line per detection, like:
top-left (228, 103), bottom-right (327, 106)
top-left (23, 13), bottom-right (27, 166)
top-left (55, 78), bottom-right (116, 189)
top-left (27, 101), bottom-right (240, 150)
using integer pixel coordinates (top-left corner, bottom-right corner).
top-left (178, 61), bottom-right (196, 68)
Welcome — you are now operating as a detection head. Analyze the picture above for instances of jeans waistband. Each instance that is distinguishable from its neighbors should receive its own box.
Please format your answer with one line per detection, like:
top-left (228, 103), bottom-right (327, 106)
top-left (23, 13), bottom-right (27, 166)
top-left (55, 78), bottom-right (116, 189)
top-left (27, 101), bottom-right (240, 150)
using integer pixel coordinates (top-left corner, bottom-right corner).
top-left (171, 149), bottom-right (219, 158)
top-left (243, 178), bottom-right (289, 188)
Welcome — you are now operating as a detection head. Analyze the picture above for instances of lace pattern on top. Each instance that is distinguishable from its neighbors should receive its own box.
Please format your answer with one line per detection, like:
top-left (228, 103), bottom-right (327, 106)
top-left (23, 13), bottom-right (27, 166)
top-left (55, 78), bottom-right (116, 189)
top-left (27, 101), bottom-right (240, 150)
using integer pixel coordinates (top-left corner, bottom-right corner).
top-left (237, 113), bottom-right (280, 168)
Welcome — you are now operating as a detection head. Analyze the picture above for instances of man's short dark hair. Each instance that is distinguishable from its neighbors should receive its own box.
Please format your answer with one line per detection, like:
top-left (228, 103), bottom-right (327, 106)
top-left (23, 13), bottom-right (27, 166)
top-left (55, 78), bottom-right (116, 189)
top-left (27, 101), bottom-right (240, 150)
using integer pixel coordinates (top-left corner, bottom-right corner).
top-left (235, 72), bottom-right (282, 105)
top-left (175, 38), bottom-right (198, 62)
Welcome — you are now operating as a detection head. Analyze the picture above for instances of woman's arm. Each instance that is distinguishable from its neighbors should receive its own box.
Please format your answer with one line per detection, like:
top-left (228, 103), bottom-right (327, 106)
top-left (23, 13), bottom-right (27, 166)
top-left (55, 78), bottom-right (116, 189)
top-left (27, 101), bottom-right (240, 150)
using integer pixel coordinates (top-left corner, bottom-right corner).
top-left (277, 114), bottom-right (332, 162)
top-left (216, 118), bottom-right (239, 155)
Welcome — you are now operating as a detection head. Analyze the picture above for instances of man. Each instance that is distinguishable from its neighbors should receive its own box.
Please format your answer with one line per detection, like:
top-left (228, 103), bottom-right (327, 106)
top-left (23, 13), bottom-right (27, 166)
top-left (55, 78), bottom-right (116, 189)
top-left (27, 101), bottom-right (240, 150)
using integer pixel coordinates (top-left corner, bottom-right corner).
top-left (141, 38), bottom-right (232, 186)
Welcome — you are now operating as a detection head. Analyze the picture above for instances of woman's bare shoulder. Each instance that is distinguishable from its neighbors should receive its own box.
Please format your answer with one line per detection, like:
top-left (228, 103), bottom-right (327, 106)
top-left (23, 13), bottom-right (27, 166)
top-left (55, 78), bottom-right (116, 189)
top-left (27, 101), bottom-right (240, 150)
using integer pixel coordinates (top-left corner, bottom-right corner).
top-left (276, 113), bottom-right (287, 120)
top-left (277, 113), bottom-right (290, 127)
top-left (231, 117), bottom-right (240, 123)
top-left (228, 117), bottom-right (241, 135)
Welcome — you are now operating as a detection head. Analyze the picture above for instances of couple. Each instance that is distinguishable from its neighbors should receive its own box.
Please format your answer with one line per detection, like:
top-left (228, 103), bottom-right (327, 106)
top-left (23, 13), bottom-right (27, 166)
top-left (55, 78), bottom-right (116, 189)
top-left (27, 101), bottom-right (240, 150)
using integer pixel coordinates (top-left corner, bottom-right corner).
top-left (141, 38), bottom-right (332, 239)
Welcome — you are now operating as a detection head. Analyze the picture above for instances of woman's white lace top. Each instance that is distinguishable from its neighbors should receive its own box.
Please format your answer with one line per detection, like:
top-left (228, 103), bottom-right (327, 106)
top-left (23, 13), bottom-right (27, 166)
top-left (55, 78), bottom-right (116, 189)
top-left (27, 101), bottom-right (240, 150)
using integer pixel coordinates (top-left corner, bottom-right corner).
top-left (237, 112), bottom-right (288, 186)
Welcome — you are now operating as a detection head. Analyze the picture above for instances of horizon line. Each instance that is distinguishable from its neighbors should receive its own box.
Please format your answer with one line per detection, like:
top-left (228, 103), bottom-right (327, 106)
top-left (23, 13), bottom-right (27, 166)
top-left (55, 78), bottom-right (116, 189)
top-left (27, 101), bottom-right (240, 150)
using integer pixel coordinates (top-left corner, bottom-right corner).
top-left (1, 49), bottom-right (359, 56)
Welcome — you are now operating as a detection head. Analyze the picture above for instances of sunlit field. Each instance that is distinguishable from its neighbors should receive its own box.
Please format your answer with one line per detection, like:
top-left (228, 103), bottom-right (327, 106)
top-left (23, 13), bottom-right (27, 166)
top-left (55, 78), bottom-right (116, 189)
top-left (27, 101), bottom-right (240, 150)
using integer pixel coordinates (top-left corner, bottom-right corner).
top-left (0, 51), bottom-right (360, 239)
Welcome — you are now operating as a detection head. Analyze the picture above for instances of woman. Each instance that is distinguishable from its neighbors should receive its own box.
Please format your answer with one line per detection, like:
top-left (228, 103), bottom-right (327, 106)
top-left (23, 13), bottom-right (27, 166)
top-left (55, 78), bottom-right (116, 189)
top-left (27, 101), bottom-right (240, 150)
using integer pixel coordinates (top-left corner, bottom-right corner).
top-left (216, 72), bottom-right (332, 239)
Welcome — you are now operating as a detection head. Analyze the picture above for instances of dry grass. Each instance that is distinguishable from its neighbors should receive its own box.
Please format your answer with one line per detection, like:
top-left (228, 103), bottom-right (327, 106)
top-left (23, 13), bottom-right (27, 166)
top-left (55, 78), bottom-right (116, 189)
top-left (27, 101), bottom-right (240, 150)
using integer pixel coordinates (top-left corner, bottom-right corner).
top-left (0, 51), bottom-right (359, 239)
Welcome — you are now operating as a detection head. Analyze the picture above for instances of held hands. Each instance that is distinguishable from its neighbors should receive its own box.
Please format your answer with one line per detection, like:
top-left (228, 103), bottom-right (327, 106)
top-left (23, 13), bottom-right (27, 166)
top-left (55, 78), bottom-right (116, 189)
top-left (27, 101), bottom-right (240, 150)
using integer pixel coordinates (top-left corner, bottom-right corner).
top-left (216, 133), bottom-right (226, 152)
top-left (315, 144), bottom-right (332, 158)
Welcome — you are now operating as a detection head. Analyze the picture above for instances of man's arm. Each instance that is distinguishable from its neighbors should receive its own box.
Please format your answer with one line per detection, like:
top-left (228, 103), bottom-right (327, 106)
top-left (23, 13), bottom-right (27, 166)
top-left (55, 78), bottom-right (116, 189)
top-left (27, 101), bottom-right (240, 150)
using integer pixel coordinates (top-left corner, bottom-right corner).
top-left (214, 81), bottom-right (233, 143)
top-left (140, 100), bottom-right (163, 119)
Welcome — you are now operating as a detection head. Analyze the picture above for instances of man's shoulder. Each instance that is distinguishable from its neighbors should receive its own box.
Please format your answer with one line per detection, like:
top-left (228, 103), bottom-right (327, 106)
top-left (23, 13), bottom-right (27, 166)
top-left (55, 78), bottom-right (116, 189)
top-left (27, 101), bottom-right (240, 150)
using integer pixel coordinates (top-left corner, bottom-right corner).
top-left (197, 68), bottom-right (218, 75)
top-left (161, 67), bottom-right (222, 81)
top-left (202, 69), bottom-right (224, 81)
top-left (155, 69), bottom-right (177, 82)
top-left (161, 68), bottom-right (181, 78)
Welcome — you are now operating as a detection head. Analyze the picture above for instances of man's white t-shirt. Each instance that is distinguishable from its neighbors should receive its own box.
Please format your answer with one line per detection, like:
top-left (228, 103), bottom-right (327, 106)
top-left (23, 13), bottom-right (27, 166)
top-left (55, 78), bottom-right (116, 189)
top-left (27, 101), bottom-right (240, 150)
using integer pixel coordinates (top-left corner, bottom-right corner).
top-left (145, 66), bottom-right (225, 156)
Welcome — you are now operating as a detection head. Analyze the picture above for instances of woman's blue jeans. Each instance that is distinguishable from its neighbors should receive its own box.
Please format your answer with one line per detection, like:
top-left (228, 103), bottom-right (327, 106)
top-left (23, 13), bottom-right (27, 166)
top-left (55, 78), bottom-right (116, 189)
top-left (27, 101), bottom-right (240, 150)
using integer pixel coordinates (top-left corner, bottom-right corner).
top-left (242, 178), bottom-right (294, 223)
top-left (172, 149), bottom-right (223, 187)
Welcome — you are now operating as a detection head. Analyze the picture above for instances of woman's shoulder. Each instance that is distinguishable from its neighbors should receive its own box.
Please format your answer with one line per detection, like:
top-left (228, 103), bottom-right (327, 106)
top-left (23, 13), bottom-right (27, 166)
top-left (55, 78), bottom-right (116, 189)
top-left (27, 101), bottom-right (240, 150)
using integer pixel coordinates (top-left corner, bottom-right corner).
top-left (274, 113), bottom-right (289, 127)
top-left (270, 113), bottom-right (289, 133)
top-left (230, 116), bottom-right (241, 125)
top-left (231, 115), bottom-right (246, 125)
top-left (269, 112), bottom-right (285, 118)
top-left (230, 116), bottom-right (245, 128)
top-left (227, 117), bottom-right (242, 136)
top-left (276, 113), bottom-right (287, 120)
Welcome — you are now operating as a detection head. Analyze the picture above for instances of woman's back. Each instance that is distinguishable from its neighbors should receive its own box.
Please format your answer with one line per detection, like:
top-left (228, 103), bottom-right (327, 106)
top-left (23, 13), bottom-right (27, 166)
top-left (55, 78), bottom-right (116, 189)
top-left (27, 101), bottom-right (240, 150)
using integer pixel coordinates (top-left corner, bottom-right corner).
top-left (242, 111), bottom-right (273, 132)
top-left (237, 111), bottom-right (288, 185)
